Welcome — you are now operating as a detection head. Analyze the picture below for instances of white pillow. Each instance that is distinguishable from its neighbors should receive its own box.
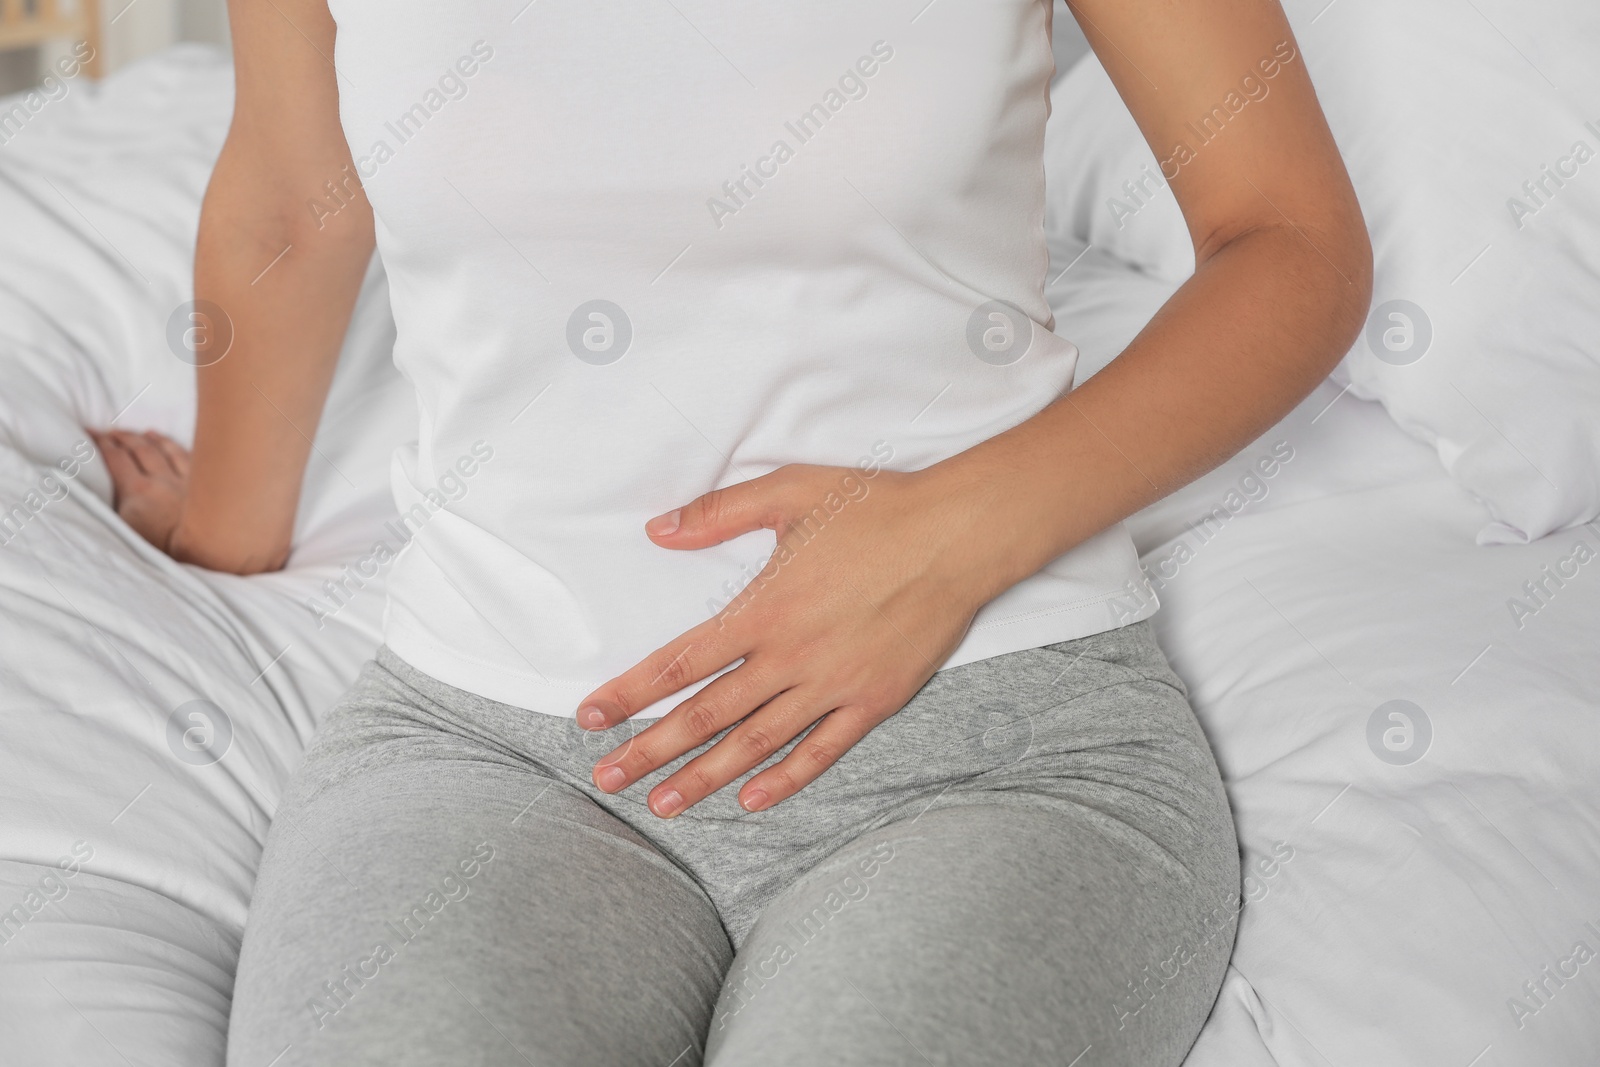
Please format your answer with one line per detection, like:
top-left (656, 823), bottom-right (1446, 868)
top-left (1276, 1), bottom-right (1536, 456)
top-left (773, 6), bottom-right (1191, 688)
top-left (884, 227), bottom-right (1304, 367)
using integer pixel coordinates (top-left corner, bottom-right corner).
top-left (1043, 0), bottom-right (1600, 544)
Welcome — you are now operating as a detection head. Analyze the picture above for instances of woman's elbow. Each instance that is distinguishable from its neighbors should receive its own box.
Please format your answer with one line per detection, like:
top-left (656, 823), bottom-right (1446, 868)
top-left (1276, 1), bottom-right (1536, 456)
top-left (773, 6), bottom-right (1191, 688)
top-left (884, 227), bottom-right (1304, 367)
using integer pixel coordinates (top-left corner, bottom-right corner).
top-left (1327, 209), bottom-right (1375, 359)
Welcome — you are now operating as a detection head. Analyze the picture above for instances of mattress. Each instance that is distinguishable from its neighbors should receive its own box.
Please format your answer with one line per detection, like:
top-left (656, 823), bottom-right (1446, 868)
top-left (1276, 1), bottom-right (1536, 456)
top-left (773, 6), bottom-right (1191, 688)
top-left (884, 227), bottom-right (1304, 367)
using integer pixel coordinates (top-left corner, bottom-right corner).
top-left (1, 46), bottom-right (1596, 1066)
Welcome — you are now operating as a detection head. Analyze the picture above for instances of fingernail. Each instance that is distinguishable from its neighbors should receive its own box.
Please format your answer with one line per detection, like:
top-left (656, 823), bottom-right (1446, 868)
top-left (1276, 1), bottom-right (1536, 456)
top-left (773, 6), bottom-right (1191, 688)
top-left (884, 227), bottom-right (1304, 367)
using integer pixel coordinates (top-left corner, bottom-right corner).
top-left (741, 789), bottom-right (770, 812)
top-left (652, 788), bottom-right (684, 818)
top-left (596, 765), bottom-right (627, 792)
top-left (578, 705), bottom-right (608, 730)
top-left (646, 508), bottom-right (681, 536)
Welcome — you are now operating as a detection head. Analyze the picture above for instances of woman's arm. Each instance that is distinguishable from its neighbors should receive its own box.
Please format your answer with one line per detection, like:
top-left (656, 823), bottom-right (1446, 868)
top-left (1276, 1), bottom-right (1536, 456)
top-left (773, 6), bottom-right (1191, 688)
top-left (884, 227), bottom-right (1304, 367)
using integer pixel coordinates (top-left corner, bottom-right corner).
top-left (580, 0), bottom-right (1372, 816)
top-left (945, 0), bottom-right (1372, 592)
top-left (99, 0), bottom-right (372, 573)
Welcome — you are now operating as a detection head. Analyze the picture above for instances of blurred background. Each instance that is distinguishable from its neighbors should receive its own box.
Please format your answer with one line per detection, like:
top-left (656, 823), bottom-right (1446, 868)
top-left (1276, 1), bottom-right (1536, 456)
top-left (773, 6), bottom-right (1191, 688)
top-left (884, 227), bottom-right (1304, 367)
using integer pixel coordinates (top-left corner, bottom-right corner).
top-left (0, 0), bottom-right (225, 91)
top-left (0, 0), bottom-right (225, 93)
top-left (0, 0), bottom-right (1090, 96)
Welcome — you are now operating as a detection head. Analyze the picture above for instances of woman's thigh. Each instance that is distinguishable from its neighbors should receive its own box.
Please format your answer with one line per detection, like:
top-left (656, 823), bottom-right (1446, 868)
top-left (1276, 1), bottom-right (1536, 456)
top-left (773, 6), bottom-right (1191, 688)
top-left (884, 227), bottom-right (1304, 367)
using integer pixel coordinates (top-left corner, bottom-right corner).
top-left (707, 799), bottom-right (1236, 1067)
top-left (705, 622), bottom-right (1241, 1067)
top-left (225, 666), bottom-right (733, 1067)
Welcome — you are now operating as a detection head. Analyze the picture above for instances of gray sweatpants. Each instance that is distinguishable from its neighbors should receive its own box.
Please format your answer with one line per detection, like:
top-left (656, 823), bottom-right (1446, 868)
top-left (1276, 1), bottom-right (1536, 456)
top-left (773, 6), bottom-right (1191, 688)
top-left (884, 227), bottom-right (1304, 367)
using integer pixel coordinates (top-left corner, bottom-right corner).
top-left (226, 620), bottom-right (1239, 1067)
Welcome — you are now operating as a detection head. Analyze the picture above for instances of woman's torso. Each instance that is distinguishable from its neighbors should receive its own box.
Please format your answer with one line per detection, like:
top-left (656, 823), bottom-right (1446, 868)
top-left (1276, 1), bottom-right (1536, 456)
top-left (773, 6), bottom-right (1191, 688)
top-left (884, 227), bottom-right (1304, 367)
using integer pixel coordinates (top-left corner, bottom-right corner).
top-left (325, 0), bottom-right (1153, 716)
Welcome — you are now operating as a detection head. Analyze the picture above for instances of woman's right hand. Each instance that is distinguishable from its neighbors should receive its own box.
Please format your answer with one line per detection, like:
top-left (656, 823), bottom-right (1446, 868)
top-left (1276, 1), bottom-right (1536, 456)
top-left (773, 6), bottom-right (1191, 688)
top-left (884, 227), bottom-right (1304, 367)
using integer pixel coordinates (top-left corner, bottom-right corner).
top-left (90, 428), bottom-right (190, 555)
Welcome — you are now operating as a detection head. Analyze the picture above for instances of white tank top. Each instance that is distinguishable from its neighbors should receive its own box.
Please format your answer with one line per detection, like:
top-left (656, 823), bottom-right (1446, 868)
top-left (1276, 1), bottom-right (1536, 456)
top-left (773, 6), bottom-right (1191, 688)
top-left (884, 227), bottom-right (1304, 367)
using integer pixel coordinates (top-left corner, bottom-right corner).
top-left (325, 0), bottom-right (1155, 717)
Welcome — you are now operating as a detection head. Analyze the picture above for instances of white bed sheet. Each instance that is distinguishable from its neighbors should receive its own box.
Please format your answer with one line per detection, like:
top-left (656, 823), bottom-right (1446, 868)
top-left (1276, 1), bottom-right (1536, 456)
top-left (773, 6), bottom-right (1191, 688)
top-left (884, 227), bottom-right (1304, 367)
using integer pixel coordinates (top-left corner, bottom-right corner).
top-left (1154, 407), bottom-right (1600, 1067)
top-left (1, 47), bottom-right (1595, 1066)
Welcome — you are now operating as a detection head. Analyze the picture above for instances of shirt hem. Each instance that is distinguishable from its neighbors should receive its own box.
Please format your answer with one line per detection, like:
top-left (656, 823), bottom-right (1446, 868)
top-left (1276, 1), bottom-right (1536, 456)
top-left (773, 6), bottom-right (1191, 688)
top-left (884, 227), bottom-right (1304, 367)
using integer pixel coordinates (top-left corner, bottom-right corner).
top-left (384, 589), bottom-right (1159, 719)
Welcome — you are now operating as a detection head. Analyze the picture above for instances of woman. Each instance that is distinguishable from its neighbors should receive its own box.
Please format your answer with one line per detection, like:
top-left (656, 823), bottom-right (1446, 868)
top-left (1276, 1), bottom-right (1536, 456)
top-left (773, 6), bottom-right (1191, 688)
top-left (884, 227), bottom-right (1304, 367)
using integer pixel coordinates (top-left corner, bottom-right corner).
top-left (98, 0), bottom-right (1370, 1063)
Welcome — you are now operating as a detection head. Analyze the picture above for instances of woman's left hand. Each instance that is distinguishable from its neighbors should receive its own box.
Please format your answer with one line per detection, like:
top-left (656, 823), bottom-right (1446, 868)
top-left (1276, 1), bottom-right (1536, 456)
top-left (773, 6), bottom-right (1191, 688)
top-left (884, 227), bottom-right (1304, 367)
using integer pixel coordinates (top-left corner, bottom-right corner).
top-left (579, 462), bottom-right (1002, 818)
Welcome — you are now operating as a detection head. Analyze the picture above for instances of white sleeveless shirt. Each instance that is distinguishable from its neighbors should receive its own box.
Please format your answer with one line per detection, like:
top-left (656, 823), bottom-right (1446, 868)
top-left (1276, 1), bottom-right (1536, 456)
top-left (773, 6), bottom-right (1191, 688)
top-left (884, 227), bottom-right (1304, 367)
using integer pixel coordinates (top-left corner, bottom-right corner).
top-left (325, 0), bottom-right (1155, 717)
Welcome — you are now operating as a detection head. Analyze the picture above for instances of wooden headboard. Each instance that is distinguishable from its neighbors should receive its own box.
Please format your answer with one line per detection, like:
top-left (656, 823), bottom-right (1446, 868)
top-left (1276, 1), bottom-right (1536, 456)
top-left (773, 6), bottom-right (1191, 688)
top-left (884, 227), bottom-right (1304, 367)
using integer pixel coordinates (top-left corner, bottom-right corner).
top-left (0, 0), bottom-right (102, 78)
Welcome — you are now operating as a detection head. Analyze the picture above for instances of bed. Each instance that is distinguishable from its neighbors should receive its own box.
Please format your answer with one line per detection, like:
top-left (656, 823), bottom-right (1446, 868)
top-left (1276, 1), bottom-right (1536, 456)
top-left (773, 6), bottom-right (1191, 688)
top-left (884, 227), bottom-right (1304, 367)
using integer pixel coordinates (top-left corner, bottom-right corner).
top-left (1, 41), bottom-right (1596, 1067)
